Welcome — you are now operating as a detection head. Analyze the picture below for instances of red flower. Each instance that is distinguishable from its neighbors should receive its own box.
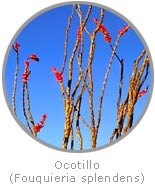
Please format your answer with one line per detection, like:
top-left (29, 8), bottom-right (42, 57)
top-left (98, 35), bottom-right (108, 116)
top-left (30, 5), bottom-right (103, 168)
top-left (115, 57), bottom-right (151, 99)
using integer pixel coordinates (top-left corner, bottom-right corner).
top-left (99, 24), bottom-right (106, 33)
top-left (34, 124), bottom-right (43, 133)
top-left (104, 34), bottom-right (112, 42)
top-left (22, 71), bottom-right (30, 83)
top-left (25, 60), bottom-right (30, 66)
top-left (119, 25), bottom-right (130, 36)
top-left (51, 67), bottom-right (63, 83)
top-left (13, 42), bottom-right (20, 52)
top-left (55, 72), bottom-right (63, 82)
top-left (93, 18), bottom-right (112, 42)
top-left (51, 67), bottom-right (57, 73)
top-left (138, 86), bottom-right (148, 98)
top-left (34, 113), bottom-right (47, 133)
top-left (42, 114), bottom-right (47, 119)
top-left (29, 54), bottom-right (39, 61)
top-left (22, 69), bottom-right (30, 84)
top-left (78, 26), bottom-right (82, 38)
top-left (93, 18), bottom-right (98, 23)
top-left (22, 60), bottom-right (30, 83)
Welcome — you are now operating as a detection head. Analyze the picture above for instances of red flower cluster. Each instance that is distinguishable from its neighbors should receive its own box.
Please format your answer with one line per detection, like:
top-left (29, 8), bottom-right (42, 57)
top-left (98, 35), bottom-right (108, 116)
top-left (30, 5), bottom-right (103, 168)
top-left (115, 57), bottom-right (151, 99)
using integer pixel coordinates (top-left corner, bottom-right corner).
top-left (118, 25), bottom-right (130, 36)
top-left (13, 42), bottom-right (20, 52)
top-left (77, 26), bottom-right (82, 38)
top-left (22, 60), bottom-right (30, 84)
top-left (93, 18), bottom-right (112, 42)
top-left (138, 86), bottom-right (148, 99)
top-left (29, 54), bottom-right (39, 61)
top-left (34, 114), bottom-right (47, 133)
top-left (51, 67), bottom-right (63, 83)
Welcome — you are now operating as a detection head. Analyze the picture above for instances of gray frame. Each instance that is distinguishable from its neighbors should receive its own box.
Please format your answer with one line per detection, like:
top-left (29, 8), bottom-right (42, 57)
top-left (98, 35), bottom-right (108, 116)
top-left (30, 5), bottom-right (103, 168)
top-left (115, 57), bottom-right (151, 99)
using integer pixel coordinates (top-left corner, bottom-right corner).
top-left (2, 1), bottom-right (154, 153)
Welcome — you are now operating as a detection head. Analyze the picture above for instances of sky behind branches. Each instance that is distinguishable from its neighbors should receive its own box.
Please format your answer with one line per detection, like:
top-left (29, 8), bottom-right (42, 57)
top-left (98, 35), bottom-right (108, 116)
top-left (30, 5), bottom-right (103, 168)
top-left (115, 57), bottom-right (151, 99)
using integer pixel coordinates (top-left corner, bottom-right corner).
top-left (5, 4), bottom-right (151, 150)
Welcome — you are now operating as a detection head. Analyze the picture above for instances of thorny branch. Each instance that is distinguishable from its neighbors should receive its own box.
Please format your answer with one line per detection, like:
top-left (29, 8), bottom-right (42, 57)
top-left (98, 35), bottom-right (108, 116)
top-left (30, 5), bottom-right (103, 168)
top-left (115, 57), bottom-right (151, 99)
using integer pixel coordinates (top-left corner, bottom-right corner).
top-left (124, 54), bottom-right (149, 133)
top-left (22, 83), bottom-right (33, 134)
top-left (25, 83), bottom-right (36, 136)
top-left (62, 5), bottom-right (93, 149)
top-left (95, 34), bottom-right (122, 145)
top-left (110, 49), bottom-right (149, 141)
top-left (12, 49), bottom-right (19, 116)
top-left (61, 5), bottom-right (75, 74)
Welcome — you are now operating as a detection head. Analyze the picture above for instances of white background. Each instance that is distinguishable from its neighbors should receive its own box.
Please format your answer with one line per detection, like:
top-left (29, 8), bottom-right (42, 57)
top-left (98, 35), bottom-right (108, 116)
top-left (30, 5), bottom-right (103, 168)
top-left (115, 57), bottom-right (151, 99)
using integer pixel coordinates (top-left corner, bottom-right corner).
top-left (0, 0), bottom-right (154, 184)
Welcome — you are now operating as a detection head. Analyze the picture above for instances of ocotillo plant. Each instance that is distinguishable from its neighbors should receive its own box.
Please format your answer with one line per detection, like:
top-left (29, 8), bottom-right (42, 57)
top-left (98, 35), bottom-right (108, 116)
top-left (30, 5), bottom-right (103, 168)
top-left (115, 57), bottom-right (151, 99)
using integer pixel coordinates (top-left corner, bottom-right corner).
top-left (9, 4), bottom-right (150, 150)
top-left (51, 4), bottom-right (150, 150)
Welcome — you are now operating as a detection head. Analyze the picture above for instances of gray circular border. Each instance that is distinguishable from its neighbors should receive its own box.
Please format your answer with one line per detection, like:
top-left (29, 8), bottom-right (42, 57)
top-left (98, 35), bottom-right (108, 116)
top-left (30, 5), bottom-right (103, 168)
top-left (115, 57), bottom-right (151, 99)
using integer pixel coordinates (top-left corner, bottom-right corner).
top-left (2, 1), bottom-right (154, 153)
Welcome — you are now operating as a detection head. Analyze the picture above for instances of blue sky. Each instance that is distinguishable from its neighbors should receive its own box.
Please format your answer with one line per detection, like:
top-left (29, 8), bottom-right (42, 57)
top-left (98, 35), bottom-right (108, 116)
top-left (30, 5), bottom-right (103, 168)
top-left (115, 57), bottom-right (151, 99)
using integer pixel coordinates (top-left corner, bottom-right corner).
top-left (5, 4), bottom-right (151, 150)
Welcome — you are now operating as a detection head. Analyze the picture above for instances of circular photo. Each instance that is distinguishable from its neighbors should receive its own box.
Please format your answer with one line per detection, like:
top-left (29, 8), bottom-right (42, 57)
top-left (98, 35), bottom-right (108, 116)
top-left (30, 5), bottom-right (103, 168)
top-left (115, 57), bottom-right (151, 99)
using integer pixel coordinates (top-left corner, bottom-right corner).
top-left (3, 2), bottom-right (153, 152)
